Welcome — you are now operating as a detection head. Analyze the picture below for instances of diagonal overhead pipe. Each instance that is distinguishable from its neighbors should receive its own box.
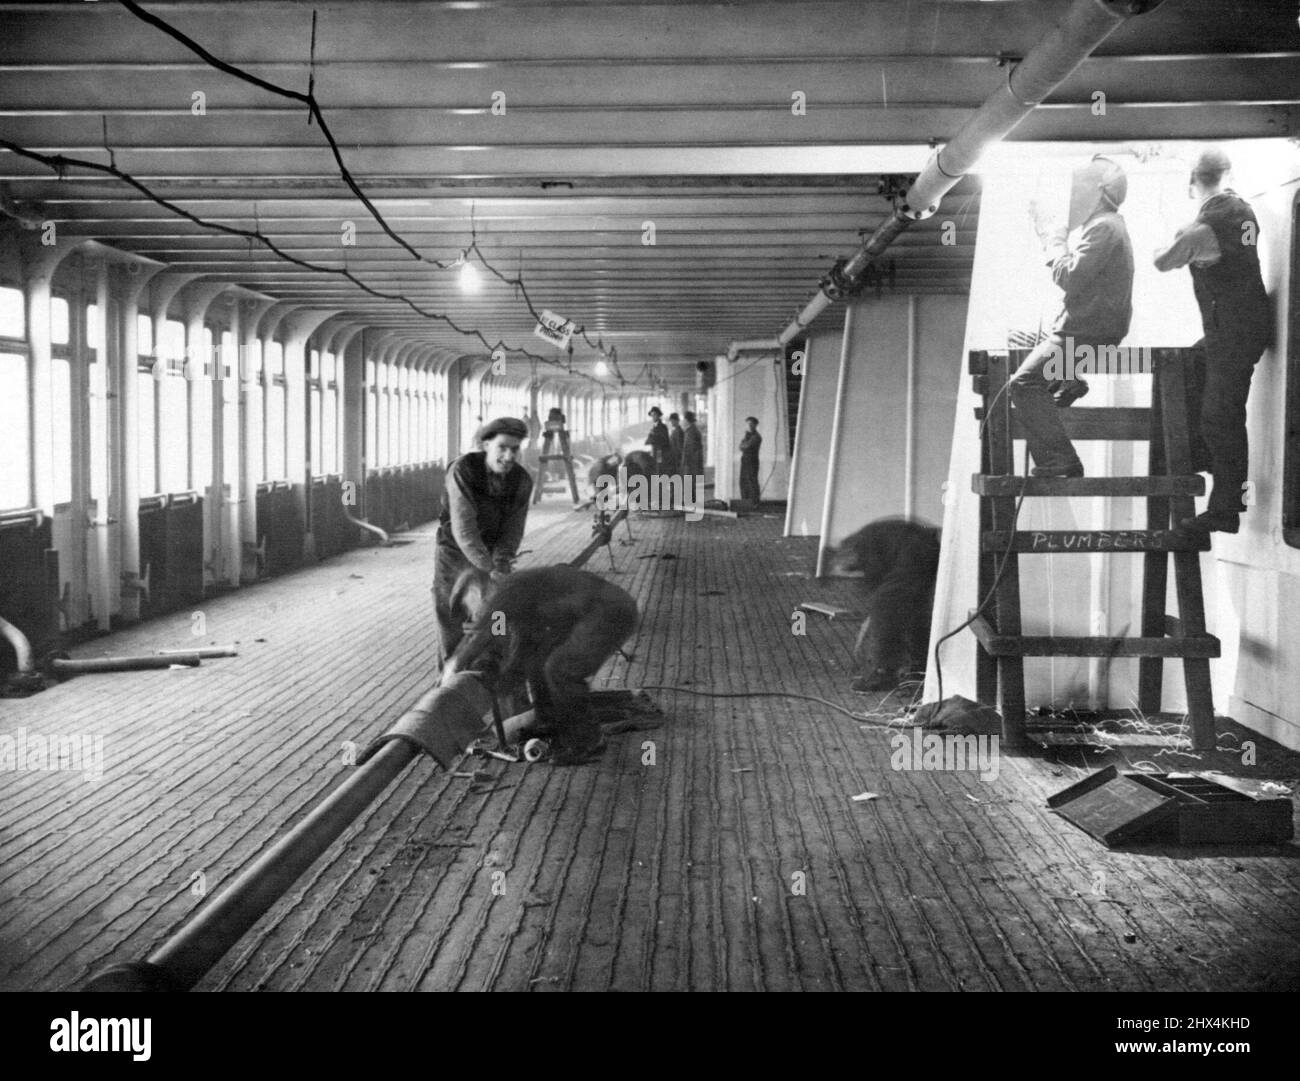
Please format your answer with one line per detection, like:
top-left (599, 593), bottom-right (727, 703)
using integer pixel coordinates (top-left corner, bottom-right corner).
top-left (778, 0), bottom-right (1166, 347)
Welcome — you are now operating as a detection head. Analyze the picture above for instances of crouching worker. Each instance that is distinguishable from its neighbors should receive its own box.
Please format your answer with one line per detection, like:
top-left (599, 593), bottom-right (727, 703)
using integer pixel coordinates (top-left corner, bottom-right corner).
top-left (445, 565), bottom-right (639, 766)
top-left (432, 417), bottom-right (532, 668)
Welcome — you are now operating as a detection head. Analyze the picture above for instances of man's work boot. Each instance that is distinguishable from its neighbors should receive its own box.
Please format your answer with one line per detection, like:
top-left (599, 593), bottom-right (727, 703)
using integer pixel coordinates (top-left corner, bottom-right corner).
top-left (549, 732), bottom-right (606, 766)
top-left (1173, 511), bottom-right (1240, 537)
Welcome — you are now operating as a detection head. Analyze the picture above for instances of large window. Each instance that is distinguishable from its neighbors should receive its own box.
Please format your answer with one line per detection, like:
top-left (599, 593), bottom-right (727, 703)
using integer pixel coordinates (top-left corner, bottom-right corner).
top-left (246, 340), bottom-right (264, 483)
top-left (158, 319), bottom-right (188, 492)
top-left (265, 340), bottom-right (285, 480)
top-left (49, 296), bottom-right (73, 505)
top-left (190, 327), bottom-right (213, 491)
top-left (138, 370), bottom-right (157, 494)
top-left (0, 351), bottom-right (29, 509)
top-left (0, 286), bottom-right (27, 508)
top-left (0, 286), bottom-right (23, 338)
top-left (221, 330), bottom-right (239, 489)
top-left (307, 346), bottom-right (343, 477)
top-left (365, 358), bottom-right (377, 469)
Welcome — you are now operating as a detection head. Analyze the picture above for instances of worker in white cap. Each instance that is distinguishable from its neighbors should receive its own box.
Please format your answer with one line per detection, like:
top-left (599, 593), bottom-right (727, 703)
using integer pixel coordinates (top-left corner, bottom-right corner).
top-left (431, 416), bottom-right (532, 664)
top-left (1012, 155), bottom-right (1135, 478)
top-left (1156, 147), bottom-right (1271, 537)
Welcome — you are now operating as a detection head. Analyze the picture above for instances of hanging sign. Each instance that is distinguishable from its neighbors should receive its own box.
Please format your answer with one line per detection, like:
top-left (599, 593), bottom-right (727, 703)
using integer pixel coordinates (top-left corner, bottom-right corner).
top-left (533, 309), bottom-right (575, 350)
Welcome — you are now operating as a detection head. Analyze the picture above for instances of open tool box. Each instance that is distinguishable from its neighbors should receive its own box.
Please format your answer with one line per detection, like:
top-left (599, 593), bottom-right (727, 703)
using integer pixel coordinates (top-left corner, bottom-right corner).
top-left (1047, 766), bottom-right (1294, 847)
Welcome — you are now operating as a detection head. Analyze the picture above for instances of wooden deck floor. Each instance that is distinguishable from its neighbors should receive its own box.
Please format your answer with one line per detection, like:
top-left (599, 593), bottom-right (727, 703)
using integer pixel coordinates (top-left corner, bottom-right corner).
top-left (1, 506), bottom-right (1298, 992)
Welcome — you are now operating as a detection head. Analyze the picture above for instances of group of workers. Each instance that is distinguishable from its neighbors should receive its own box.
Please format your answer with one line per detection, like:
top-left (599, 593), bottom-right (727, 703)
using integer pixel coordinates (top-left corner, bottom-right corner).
top-left (643, 406), bottom-right (706, 492)
top-left (426, 145), bottom-right (1270, 764)
top-left (1013, 146), bottom-right (1269, 540)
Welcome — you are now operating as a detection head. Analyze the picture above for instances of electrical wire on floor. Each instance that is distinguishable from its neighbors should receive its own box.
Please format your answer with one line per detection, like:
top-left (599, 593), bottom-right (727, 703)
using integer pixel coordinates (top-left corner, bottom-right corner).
top-left (635, 684), bottom-right (913, 731)
top-left (931, 372), bottom-right (1029, 706)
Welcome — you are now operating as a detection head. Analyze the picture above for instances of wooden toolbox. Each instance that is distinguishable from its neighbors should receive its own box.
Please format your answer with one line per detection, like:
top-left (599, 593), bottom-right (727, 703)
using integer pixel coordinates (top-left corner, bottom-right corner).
top-left (1048, 766), bottom-right (1294, 847)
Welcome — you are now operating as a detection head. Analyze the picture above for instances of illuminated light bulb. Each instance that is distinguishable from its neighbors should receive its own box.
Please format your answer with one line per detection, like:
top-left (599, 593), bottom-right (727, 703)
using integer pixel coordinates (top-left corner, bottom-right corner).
top-left (594, 359), bottom-right (609, 376)
top-left (459, 260), bottom-right (480, 292)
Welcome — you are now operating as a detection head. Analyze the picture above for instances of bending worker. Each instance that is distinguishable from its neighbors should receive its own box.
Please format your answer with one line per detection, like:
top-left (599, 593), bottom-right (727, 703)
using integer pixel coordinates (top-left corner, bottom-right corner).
top-left (1155, 148), bottom-right (1271, 537)
top-left (432, 416), bottom-right (532, 666)
top-left (1012, 155), bottom-right (1134, 478)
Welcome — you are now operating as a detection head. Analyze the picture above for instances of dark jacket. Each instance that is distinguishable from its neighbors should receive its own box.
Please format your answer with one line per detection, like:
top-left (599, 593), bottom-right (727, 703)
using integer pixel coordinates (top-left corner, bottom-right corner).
top-left (437, 451), bottom-right (532, 571)
top-left (681, 423), bottom-right (704, 477)
top-left (1190, 191), bottom-right (1270, 346)
top-left (1044, 209), bottom-right (1133, 344)
top-left (646, 420), bottom-right (671, 463)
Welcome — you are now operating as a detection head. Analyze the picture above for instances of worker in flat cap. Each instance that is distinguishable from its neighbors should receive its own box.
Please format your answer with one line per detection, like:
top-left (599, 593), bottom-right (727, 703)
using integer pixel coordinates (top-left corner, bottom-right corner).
top-left (1013, 155), bottom-right (1135, 478)
top-left (432, 415), bottom-right (533, 666)
top-left (644, 406), bottom-right (671, 478)
top-left (1156, 147), bottom-right (1271, 537)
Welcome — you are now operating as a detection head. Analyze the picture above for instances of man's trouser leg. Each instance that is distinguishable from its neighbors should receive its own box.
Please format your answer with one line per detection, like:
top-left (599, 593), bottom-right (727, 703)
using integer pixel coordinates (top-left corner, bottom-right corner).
top-left (1200, 332), bottom-right (1264, 517)
top-left (1008, 336), bottom-right (1084, 469)
top-left (432, 544), bottom-right (474, 668)
top-left (740, 458), bottom-right (758, 503)
top-left (540, 602), bottom-right (637, 757)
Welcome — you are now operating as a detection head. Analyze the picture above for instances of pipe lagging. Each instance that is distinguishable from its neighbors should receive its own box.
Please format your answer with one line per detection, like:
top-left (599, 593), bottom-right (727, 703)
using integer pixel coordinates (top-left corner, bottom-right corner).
top-left (778, 0), bottom-right (1156, 345)
top-left (0, 615), bottom-right (35, 675)
top-left (85, 673), bottom-right (495, 992)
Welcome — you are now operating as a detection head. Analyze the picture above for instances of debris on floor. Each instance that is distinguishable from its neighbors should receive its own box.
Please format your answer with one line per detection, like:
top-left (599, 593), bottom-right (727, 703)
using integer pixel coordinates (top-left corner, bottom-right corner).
top-left (1048, 765), bottom-right (1295, 847)
top-left (911, 695), bottom-right (1002, 734)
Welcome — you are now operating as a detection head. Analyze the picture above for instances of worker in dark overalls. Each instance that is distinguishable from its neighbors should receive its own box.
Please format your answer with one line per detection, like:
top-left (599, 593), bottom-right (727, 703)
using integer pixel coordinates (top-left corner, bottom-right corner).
top-left (431, 417), bottom-right (532, 667)
top-left (446, 565), bottom-right (638, 766)
top-left (1155, 148), bottom-right (1271, 536)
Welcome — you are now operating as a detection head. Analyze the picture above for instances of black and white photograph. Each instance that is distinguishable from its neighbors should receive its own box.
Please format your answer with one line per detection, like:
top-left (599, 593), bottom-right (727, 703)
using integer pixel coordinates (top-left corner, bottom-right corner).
top-left (0, 0), bottom-right (1297, 1042)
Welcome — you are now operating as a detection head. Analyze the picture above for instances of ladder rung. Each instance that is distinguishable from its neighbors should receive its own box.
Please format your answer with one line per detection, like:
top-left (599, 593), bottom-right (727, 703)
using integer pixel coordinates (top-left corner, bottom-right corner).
top-left (972, 475), bottom-right (1205, 498)
top-left (973, 407), bottom-right (1151, 440)
top-left (971, 615), bottom-right (1220, 658)
top-left (982, 529), bottom-right (1209, 553)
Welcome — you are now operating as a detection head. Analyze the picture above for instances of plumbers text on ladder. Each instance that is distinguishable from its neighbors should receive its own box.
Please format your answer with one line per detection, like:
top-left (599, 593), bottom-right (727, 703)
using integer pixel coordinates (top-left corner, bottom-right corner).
top-left (969, 348), bottom-right (1220, 752)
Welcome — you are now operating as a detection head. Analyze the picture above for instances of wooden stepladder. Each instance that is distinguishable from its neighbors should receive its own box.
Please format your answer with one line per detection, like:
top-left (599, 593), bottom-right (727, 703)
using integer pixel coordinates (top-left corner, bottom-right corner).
top-left (532, 423), bottom-right (581, 506)
top-left (970, 348), bottom-right (1219, 752)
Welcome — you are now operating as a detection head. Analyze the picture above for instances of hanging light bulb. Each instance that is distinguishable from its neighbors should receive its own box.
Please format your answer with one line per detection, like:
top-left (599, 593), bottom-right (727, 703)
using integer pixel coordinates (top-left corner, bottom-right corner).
top-left (594, 355), bottom-right (609, 377)
top-left (459, 256), bottom-right (480, 293)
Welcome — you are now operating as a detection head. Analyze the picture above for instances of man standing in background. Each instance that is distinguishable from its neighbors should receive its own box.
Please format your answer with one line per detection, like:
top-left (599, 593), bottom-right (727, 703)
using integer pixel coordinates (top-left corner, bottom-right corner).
top-left (645, 406), bottom-right (671, 479)
top-left (739, 416), bottom-right (762, 507)
top-left (1155, 148), bottom-right (1271, 537)
top-left (681, 410), bottom-right (704, 501)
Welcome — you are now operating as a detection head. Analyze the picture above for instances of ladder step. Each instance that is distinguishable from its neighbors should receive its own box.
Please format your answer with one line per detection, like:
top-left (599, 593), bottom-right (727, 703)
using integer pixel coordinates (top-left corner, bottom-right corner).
top-left (971, 615), bottom-right (1220, 658)
top-left (973, 407), bottom-right (1150, 441)
top-left (982, 529), bottom-right (1209, 553)
top-left (973, 474), bottom-right (1205, 498)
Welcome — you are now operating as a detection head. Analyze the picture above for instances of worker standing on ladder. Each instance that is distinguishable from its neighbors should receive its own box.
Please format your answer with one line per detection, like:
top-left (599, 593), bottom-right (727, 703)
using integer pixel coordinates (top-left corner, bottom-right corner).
top-left (1011, 156), bottom-right (1135, 478)
top-left (1155, 148), bottom-right (1271, 538)
top-left (431, 417), bottom-right (532, 667)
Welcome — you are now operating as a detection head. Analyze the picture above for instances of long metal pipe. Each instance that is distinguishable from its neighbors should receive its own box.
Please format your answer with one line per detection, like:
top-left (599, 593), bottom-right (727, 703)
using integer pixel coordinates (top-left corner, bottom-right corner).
top-left (778, 0), bottom-right (1161, 346)
top-left (48, 653), bottom-right (201, 678)
top-left (82, 513), bottom-right (613, 991)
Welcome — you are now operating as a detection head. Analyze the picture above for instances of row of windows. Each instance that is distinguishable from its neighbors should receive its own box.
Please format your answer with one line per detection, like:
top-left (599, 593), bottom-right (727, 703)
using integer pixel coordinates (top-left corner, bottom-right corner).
top-left (0, 282), bottom-right (645, 513)
top-left (0, 287), bottom-right (352, 511)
